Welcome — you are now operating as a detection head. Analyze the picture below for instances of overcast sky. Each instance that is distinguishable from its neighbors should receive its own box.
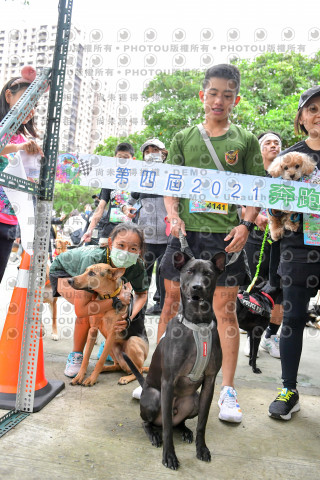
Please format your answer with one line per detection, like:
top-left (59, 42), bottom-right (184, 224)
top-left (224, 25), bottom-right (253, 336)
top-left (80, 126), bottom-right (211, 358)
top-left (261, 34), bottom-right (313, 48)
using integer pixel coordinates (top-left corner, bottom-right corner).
top-left (3, 0), bottom-right (319, 136)
top-left (4, 0), bottom-right (319, 50)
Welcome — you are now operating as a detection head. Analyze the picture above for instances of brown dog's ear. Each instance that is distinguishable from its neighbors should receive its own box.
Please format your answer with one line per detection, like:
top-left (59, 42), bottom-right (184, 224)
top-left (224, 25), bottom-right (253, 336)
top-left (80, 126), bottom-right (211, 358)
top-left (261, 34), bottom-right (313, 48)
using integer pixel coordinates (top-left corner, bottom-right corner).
top-left (109, 267), bottom-right (126, 279)
top-left (211, 252), bottom-right (226, 273)
top-left (173, 251), bottom-right (192, 271)
top-left (267, 157), bottom-right (283, 178)
top-left (300, 153), bottom-right (317, 175)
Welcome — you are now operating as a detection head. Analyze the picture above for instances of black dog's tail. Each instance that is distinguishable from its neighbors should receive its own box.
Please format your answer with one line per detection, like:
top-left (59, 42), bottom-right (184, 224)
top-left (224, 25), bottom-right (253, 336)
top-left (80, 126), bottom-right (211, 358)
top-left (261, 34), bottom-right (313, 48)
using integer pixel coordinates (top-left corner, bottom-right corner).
top-left (122, 353), bottom-right (145, 387)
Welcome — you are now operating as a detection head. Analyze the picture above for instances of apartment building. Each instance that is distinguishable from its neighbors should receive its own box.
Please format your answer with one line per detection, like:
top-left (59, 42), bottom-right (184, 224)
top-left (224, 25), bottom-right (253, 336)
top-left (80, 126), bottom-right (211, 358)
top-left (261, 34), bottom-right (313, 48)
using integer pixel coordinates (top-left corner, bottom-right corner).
top-left (0, 24), bottom-right (132, 154)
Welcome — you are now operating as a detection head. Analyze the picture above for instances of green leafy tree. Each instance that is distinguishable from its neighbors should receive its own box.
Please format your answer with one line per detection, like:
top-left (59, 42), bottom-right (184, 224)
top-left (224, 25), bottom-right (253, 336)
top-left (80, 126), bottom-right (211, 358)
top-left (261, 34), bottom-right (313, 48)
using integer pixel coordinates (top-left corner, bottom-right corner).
top-left (53, 184), bottom-right (98, 216)
top-left (231, 52), bottom-right (320, 147)
top-left (94, 131), bottom-right (151, 159)
top-left (141, 70), bottom-right (205, 147)
top-left (94, 51), bottom-right (320, 153)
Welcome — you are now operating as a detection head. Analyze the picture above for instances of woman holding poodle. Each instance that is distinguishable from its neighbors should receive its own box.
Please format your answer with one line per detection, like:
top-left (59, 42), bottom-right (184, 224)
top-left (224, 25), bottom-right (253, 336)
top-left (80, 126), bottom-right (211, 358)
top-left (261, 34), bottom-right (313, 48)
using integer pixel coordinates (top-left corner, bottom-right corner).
top-left (268, 86), bottom-right (320, 421)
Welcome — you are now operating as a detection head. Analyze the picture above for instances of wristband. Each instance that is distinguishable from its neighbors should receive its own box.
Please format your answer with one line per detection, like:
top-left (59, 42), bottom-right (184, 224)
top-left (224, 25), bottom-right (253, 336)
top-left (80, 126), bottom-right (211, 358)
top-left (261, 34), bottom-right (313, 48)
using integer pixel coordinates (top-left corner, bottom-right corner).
top-left (239, 219), bottom-right (255, 232)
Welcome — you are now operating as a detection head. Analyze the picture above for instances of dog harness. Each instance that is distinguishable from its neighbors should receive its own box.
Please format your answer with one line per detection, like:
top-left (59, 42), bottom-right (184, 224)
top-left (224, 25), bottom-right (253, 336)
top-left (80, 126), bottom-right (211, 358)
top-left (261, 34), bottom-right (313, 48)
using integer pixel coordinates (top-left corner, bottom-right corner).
top-left (237, 290), bottom-right (274, 318)
top-left (177, 314), bottom-right (214, 382)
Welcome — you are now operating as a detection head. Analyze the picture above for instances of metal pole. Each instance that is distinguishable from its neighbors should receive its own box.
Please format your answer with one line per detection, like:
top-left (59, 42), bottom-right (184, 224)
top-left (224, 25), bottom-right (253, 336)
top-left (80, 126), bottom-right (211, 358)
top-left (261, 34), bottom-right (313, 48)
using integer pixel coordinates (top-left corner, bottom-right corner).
top-left (15, 0), bottom-right (73, 413)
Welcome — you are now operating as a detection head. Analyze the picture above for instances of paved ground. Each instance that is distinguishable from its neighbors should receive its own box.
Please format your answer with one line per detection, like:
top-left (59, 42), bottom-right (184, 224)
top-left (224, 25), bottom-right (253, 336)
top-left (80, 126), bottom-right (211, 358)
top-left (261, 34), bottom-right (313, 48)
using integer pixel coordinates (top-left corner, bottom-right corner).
top-left (0, 255), bottom-right (319, 479)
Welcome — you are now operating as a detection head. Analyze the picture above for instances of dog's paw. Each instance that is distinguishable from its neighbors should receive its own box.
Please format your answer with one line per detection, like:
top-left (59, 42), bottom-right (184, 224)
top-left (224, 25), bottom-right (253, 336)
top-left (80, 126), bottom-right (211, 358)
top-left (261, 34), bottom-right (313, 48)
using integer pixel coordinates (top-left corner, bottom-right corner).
top-left (162, 451), bottom-right (180, 470)
top-left (70, 373), bottom-right (86, 386)
top-left (151, 431), bottom-right (162, 448)
top-left (70, 378), bottom-right (81, 386)
top-left (196, 445), bottom-right (211, 462)
top-left (51, 333), bottom-right (59, 341)
top-left (270, 231), bottom-right (283, 242)
top-left (82, 376), bottom-right (98, 387)
top-left (285, 221), bottom-right (300, 232)
top-left (253, 367), bottom-right (262, 374)
top-left (143, 423), bottom-right (162, 447)
top-left (181, 426), bottom-right (193, 443)
top-left (118, 375), bottom-right (130, 385)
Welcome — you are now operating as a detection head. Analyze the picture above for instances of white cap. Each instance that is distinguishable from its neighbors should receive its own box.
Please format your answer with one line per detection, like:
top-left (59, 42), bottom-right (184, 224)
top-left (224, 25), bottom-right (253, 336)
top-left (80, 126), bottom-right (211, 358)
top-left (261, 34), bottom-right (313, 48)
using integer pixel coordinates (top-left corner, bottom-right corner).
top-left (140, 138), bottom-right (165, 153)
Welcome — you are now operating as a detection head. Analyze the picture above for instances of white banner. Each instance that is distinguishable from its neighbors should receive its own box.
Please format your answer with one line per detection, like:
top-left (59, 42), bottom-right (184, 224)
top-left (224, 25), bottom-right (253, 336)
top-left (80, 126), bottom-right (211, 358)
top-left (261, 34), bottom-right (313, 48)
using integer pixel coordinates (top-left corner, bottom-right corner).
top-left (3, 150), bottom-right (320, 257)
top-left (56, 153), bottom-right (320, 215)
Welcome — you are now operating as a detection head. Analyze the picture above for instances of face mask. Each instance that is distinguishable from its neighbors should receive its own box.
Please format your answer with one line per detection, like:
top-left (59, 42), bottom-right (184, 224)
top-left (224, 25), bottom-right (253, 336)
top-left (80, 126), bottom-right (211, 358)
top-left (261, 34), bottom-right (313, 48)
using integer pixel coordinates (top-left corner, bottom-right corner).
top-left (110, 247), bottom-right (139, 268)
top-left (144, 152), bottom-right (164, 163)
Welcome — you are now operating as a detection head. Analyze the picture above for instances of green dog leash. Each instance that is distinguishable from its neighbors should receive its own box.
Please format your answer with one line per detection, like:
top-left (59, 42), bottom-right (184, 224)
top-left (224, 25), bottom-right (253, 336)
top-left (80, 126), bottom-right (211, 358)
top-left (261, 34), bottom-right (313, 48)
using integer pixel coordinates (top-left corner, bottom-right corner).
top-left (246, 224), bottom-right (270, 293)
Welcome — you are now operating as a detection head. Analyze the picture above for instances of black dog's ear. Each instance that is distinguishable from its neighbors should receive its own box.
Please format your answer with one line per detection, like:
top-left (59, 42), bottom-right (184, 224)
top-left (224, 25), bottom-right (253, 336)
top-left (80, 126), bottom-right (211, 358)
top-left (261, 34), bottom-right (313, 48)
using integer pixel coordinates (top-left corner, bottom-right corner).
top-left (211, 252), bottom-right (226, 273)
top-left (173, 251), bottom-right (192, 271)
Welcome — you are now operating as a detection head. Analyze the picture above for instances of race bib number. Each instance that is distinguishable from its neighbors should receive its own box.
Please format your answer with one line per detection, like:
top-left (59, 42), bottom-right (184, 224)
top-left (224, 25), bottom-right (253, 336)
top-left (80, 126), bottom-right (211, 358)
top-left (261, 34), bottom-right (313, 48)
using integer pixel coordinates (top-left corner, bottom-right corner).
top-left (109, 206), bottom-right (127, 223)
top-left (303, 213), bottom-right (320, 246)
top-left (189, 200), bottom-right (228, 214)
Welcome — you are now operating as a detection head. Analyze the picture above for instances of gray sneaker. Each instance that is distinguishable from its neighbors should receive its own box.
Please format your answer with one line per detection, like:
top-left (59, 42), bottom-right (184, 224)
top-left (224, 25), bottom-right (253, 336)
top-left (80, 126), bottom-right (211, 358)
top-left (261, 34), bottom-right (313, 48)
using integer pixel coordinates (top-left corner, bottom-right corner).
top-left (64, 352), bottom-right (83, 377)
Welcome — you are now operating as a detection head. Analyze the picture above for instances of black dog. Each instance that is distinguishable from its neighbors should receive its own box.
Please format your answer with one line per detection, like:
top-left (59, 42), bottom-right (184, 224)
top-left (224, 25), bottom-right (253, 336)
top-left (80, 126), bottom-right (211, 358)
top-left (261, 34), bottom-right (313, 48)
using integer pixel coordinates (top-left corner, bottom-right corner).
top-left (237, 282), bottom-right (282, 374)
top-left (123, 251), bottom-right (225, 470)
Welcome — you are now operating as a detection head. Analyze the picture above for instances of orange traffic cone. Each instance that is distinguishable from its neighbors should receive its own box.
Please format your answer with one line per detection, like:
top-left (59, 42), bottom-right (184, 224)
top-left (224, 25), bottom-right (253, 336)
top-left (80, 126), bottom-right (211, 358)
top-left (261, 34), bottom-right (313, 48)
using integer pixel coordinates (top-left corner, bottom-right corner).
top-left (0, 251), bottom-right (64, 412)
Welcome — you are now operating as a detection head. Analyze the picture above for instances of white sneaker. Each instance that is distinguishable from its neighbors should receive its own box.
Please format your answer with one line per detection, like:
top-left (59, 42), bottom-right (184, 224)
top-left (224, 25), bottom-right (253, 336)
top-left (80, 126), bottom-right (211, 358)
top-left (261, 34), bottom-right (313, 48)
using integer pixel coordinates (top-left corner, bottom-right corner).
top-left (132, 385), bottom-right (142, 400)
top-left (64, 352), bottom-right (83, 377)
top-left (218, 386), bottom-right (242, 423)
top-left (260, 335), bottom-right (280, 358)
top-left (243, 336), bottom-right (259, 357)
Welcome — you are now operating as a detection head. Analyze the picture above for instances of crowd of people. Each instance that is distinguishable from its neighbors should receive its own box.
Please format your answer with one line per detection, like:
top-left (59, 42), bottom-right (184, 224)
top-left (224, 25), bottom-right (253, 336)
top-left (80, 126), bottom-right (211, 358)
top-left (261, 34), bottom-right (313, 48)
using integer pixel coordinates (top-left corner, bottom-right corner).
top-left (1, 63), bottom-right (319, 424)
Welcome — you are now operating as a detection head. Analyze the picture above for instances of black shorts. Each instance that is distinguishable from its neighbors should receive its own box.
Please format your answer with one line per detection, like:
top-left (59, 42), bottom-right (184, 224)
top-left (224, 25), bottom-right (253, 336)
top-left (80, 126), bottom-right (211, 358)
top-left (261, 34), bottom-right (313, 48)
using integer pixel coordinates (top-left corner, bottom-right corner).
top-left (160, 232), bottom-right (250, 287)
top-left (278, 261), bottom-right (320, 290)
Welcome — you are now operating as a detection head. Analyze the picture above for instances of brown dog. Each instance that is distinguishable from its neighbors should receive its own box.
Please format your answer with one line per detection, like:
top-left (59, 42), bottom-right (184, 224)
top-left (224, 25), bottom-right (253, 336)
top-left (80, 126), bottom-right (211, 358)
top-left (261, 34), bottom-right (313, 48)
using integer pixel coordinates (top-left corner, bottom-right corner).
top-left (43, 237), bottom-right (70, 340)
top-left (53, 236), bottom-right (71, 258)
top-left (68, 263), bottom-right (149, 387)
top-left (267, 151), bottom-right (316, 240)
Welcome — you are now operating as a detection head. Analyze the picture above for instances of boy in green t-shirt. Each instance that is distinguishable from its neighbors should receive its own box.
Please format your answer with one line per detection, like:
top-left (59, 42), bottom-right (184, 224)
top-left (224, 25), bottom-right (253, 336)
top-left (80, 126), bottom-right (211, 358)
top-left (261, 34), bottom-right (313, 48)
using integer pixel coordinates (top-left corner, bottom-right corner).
top-left (159, 64), bottom-right (265, 423)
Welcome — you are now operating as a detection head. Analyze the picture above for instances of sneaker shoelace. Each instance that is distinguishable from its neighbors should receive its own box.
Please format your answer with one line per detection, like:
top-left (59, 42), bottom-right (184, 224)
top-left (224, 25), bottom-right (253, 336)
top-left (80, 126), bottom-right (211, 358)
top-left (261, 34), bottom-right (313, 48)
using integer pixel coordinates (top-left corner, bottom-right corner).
top-left (222, 388), bottom-right (239, 408)
top-left (275, 388), bottom-right (294, 402)
top-left (69, 353), bottom-right (82, 365)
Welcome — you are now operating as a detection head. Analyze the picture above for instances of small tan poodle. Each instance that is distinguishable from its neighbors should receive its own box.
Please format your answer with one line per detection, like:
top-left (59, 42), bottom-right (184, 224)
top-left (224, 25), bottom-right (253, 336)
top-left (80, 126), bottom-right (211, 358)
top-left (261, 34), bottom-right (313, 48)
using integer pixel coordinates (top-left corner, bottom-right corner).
top-left (267, 151), bottom-right (316, 240)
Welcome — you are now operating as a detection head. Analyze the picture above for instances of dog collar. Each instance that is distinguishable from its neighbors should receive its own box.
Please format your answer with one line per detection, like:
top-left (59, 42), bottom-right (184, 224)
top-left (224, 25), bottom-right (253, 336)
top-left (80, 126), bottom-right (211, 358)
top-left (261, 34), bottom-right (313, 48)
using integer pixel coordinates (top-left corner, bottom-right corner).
top-left (178, 314), bottom-right (214, 332)
top-left (177, 314), bottom-right (214, 382)
top-left (98, 281), bottom-right (123, 300)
